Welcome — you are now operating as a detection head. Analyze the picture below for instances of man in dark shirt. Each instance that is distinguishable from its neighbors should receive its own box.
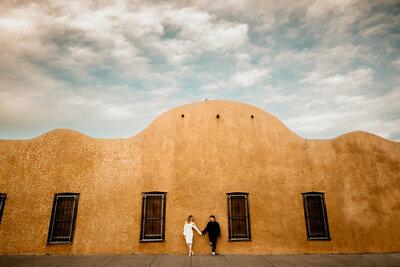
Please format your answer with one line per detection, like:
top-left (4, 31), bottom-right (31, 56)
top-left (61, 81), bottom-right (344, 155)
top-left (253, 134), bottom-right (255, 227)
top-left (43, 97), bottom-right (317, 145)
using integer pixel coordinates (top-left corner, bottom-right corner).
top-left (201, 215), bottom-right (220, 255)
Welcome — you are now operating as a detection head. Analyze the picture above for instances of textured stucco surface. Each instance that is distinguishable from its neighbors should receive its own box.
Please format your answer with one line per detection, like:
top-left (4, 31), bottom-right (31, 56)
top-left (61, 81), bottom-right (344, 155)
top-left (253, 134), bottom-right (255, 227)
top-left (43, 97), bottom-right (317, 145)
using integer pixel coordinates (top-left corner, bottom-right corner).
top-left (0, 100), bottom-right (399, 255)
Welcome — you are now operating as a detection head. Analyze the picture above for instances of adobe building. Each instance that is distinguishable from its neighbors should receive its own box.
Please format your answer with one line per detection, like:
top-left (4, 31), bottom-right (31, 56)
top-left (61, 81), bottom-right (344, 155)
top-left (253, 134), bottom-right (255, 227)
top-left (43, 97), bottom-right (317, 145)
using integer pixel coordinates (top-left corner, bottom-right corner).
top-left (0, 100), bottom-right (399, 255)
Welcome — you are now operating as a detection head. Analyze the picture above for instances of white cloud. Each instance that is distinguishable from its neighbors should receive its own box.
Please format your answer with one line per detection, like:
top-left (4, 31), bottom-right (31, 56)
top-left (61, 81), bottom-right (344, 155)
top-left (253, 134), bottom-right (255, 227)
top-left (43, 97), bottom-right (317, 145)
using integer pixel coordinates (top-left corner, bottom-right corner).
top-left (148, 87), bottom-right (178, 96)
top-left (306, 0), bottom-right (357, 19)
top-left (231, 68), bottom-right (269, 87)
top-left (199, 81), bottom-right (227, 92)
top-left (0, 0), bottom-right (243, 79)
top-left (198, 66), bottom-right (270, 92)
top-left (152, 6), bottom-right (248, 64)
top-left (300, 68), bottom-right (373, 92)
top-left (280, 84), bottom-right (400, 140)
top-left (0, 0), bottom-right (399, 141)
top-left (101, 106), bottom-right (137, 120)
top-left (393, 57), bottom-right (400, 70)
top-left (234, 53), bottom-right (251, 64)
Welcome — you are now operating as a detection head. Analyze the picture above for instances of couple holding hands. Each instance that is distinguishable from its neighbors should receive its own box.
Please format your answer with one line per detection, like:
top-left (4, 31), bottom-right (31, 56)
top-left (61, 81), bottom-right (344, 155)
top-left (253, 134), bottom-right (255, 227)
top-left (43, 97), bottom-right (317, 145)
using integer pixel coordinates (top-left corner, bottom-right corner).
top-left (183, 215), bottom-right (220, 256)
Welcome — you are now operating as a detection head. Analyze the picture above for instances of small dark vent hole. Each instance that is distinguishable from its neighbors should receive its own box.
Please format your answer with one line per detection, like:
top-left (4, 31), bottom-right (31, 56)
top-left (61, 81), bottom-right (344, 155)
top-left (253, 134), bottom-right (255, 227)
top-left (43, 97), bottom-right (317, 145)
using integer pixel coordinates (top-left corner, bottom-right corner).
top-left (181, 114), bottom-right (184, 118)
top-left (216, 114), bottom-right (220, 119)
top-left (251, 115), bottom-right (254, 119)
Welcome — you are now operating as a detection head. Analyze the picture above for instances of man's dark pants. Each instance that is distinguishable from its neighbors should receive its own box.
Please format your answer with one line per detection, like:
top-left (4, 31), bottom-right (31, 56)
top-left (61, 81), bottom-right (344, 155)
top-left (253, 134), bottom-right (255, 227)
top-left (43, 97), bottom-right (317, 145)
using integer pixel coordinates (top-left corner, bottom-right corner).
top-left (210, 237), bottom-right (217, 253)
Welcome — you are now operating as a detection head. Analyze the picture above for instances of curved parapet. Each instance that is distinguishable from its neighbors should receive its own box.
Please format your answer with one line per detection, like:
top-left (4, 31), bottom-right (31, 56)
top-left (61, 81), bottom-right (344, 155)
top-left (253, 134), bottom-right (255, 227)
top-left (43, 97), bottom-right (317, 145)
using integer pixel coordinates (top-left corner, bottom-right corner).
top-left (132, 100), bottom-right (303, 141)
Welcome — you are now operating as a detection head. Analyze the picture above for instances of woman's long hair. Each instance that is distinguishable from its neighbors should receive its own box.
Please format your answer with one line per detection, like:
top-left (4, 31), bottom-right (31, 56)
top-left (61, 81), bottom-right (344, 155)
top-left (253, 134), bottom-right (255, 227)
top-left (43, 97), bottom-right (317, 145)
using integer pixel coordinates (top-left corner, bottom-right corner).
top-left (187, 215), bottom-right (193, 223)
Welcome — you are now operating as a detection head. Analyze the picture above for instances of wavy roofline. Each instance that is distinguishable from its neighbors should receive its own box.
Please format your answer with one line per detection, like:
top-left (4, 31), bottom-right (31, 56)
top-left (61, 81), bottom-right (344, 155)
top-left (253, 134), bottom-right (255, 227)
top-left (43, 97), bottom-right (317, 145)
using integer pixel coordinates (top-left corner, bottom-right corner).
top-left (0, 100), bottom-right (398, 144)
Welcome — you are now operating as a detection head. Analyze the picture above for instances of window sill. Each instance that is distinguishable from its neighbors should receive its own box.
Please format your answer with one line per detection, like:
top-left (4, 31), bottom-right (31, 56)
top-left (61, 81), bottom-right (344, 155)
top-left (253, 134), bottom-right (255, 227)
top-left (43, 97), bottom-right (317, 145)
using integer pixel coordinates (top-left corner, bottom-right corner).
top-left (139, 239), bottom-right (165, 243)
top-left (307, 237), bottom-right (331, 241)
top-left (228, 238), bottom-right (252, 242)
top-left (46, 241), bottom-right (73, 245)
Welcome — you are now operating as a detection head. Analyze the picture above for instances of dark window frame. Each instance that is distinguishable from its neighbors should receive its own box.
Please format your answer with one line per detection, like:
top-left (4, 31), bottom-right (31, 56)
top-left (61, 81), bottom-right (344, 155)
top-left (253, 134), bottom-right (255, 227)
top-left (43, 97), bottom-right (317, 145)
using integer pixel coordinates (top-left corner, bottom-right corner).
top-left (0, 193), bottom-right (6, 224)
top-left (47, 193), bottom-right (80, 245)
top-left (226, 192), bottom-right (251, 241)
top-left (139, 191), bottom-right (167, 242)
top-left (302, 192), bottom-right (331, 241)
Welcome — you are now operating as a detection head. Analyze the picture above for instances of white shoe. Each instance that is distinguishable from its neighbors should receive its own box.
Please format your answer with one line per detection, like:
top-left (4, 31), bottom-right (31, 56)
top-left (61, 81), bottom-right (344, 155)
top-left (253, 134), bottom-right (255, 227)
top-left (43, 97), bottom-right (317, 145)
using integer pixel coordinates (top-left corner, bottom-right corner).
top-left (212, 252), bottom-right (215, 256)
top-left (189, 253), bottom-right (191, 256)
top-left (191, 251), bottom-right (194, 256)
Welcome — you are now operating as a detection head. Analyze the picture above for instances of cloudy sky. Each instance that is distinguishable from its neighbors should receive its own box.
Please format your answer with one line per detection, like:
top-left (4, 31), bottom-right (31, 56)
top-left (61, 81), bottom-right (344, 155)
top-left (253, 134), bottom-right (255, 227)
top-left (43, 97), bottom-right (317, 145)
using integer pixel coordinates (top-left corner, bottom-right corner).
top-left (0, 0), bottom-right (399, 140)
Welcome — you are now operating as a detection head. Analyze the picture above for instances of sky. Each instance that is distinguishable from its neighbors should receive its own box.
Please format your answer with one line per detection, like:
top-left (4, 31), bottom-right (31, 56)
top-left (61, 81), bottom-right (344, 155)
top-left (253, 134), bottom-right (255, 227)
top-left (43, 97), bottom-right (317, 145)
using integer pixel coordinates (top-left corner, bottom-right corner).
top-left (0, 0), bottom-right (399, 141)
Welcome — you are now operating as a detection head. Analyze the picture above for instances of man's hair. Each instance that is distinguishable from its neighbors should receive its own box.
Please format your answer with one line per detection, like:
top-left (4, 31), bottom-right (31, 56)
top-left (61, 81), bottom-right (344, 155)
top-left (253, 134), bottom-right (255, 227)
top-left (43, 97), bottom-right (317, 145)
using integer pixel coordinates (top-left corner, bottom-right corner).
top-left (210, 215), bottom-right (215, 219)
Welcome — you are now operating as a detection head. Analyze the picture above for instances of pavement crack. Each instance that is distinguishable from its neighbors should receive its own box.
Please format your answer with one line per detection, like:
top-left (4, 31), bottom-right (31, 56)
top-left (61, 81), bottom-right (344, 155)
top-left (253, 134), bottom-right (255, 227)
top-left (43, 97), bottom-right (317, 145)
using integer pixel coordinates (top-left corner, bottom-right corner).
top-left (295, 255), bottom-right (316, 267)
top-left (223, 255), bottom-right (233, 267)
top-left (102, 254), bottom-right (120, 266)
top-left (55, 255), bottom-right (79, 266)
top-left (258, 255), bottom-right (275, 267)
top-left (148, 254), bottom-right (158, 266)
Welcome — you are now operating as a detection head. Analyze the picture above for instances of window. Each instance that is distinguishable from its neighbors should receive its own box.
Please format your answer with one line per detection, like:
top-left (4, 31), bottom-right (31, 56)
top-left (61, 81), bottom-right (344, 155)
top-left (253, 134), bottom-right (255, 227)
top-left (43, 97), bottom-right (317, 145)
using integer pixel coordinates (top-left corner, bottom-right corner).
top-left (302, 192), bottom-right (331, 240)
top-left (47, 193), bottom-right (79, 244)
top-left (140, 192), bottom-right (166, 242)
top-left (0, 193), bottom-right (6, 224)
top-left (226, 192), bottom-right (251, 241)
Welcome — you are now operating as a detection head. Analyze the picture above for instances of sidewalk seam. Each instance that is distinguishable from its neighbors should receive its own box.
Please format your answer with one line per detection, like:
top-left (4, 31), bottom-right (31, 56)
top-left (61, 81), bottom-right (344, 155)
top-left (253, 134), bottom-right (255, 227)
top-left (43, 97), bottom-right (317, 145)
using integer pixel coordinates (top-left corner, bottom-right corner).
top-left (294, 255), bottom-right (316, 267)
top-left (223, 255), bottom-right (233, 267)
top-left (55, 255), bottom-right (80, 266)
top-left (148, 254), bottom-right (158, 267)
top-left (258, 255), bottom-right (276, 267)
top-left (102, 254), bottom-right (121, 266)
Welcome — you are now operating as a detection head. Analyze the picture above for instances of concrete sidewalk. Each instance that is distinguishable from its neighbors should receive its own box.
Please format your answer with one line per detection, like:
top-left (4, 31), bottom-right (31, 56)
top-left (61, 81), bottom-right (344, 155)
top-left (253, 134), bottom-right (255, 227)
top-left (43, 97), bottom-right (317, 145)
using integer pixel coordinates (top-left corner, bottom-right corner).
top-left (1, 253), bottom-right (399, 267)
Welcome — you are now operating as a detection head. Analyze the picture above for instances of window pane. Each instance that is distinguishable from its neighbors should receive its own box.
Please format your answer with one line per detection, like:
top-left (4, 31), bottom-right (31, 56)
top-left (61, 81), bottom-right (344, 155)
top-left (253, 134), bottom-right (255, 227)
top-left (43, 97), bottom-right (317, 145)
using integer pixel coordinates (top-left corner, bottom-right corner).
top-left (145, 197), bottom-right (162, 218)
top-left (53, 221), bottom-right (72, 239)
top-left (56, 198), bottom-right (75, 220)
top-left (140, 193), bottom-right (166, 241)
top-left (227, 193), bottom-right (251, 240)
top-left (47, 193), bottom-right (79, 244)
top-left (306, 197), bottom-right (323, 218)
top-left (230, 197), bottom-right (246, 218)
top-left (231, 218), bottom-right (247, 237)
top-left (144, 218), bottom-right (162, 237)
top-left (305, 196), bottom-right (325, 236)
top-left (308, 218), bottom-right (326, 236)
top-left (303, 193), bottom-right (330, 240)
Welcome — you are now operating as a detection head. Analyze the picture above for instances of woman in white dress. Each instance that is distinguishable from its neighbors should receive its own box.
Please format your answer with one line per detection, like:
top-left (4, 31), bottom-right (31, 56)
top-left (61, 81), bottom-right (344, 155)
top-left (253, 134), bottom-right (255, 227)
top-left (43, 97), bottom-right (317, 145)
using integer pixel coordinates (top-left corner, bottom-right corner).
top-left (183, 215), bottom-right (202, 256)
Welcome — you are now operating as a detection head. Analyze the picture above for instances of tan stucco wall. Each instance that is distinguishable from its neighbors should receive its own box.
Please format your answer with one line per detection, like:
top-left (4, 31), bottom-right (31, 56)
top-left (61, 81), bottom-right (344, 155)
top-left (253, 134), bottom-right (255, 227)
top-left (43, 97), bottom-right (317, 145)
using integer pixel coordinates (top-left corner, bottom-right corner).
top-left (0, 100), bottom-right (399, 255)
